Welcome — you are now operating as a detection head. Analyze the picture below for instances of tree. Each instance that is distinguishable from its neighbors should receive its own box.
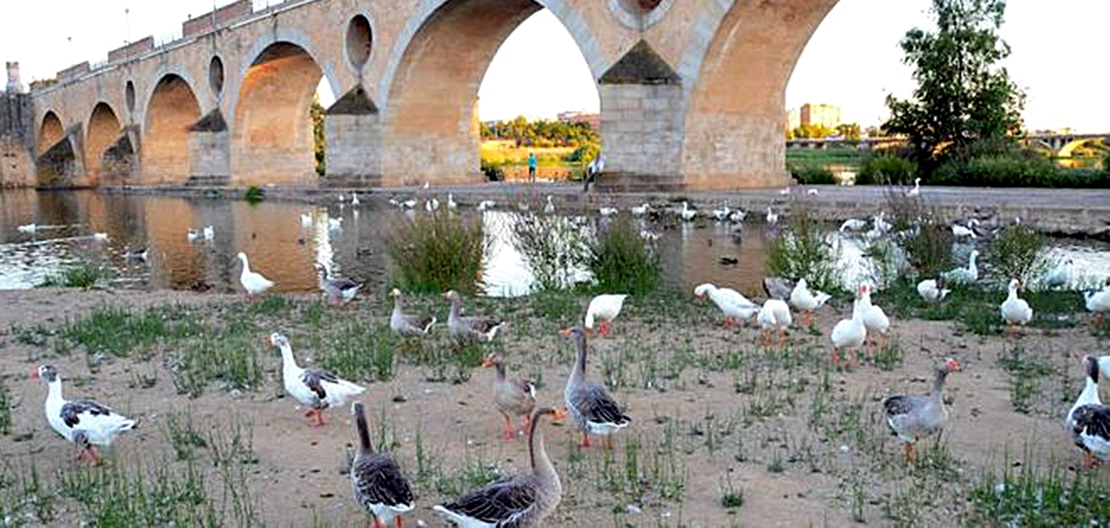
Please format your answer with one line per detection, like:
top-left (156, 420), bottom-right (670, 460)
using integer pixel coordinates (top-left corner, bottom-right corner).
top-left (836, 123), bottom-right (862, 141)
top-left (882, 0), bottom-right (1024, 174)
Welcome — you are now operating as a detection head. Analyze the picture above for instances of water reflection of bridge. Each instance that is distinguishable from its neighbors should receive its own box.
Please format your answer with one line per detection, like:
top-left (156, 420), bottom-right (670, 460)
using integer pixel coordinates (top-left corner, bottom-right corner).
top-left (786, 133), bottom-right (1110, 157)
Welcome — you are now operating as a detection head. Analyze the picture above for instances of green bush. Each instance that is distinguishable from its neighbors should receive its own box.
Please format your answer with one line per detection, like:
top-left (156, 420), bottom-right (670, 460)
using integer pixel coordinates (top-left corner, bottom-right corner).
top-left (589, 216), bottom-right (660, 296)
top-left (384, 212), bottom-right (488, 294)
top-left (38, 262), bottom-right (110, 289)
top-left (858, 155), bottom-right (917, 185)
top-left (882, 188), bottom-right (954, 278)
top-left (244, 185), bottom-right (264, 204)
top-left (511, 213), bottom-right (591, 292)
top-left (988, 224), bottom-right (1050, 287)
top-left (564, 143), bottom-right (600, 164)
top-left (480, 160), bottom-right (505, 182)
top-left (788, 163), bottom-right (835, 185)
top-left (766, 200), bottom-right (841, 293)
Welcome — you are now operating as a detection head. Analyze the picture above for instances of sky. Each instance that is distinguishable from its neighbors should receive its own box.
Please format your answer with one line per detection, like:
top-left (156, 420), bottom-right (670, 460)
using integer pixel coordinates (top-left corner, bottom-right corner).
top-left (2, 0), bottom-right (1107, 132)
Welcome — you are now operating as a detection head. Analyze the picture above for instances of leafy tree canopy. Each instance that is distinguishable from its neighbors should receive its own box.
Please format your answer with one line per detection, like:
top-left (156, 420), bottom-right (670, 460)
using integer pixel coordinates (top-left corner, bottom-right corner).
top-left (882, 0), bottom-right (1025, 173)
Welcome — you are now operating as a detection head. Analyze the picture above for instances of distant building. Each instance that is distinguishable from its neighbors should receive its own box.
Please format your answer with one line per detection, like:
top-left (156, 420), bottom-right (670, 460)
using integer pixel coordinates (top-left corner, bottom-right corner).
top-left (557, 110), bottom-right (600, 131)
top-left (800, 103), bottom-right (841, 130)
top-left (5, 62), bottom-right (21, 93)
top-left (786, 108), bottom-right (800, 132)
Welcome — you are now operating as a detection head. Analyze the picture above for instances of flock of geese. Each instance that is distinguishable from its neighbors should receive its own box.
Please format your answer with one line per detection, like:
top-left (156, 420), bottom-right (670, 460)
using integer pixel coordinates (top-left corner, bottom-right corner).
top-left (22, 186), bottom-right (1110, 526)
top-left (28, 282), bottom-right (631, 527)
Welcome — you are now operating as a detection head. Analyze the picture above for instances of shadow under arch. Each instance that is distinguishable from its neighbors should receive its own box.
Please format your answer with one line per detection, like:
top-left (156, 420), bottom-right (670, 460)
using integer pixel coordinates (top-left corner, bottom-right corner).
top-left (231, 41), bottom-right (326, 186)
top-left (86, 102), bottom-right (123, 183)
top-left (143, 74), bottom-right (201, 184)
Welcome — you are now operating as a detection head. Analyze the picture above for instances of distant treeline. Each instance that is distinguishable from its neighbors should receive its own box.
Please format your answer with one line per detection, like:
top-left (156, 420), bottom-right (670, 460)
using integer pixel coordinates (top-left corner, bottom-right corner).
top-left (481, 116), bottom-right (599, 148)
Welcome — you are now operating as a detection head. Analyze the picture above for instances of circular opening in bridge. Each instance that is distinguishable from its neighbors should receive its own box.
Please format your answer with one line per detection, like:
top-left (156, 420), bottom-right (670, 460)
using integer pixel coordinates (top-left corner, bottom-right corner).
top-left (609, 0), bottom-right (671, 29)
top-left (125, 81), bottom-right (136, 112)
top-left (623, 0), bottom-right (662, 12)
top-left (209, 56), bottom-right (225, 97)
top-left (345, 14), bottom-right (373, 70)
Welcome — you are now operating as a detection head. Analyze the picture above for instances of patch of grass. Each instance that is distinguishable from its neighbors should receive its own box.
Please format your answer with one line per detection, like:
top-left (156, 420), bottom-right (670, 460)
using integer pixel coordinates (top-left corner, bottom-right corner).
top-left (59, 306), bottom-right (200, 360)
top-left (988, 224), bottom-right (1050, 287)
top-left (969, 462), bottom-right (1110, 525)
top-left (384, 211), bottom-right (487, 294)
top-left (318, 324), bottom-right (395, 382)
top-left (56, 457), bottom-right (216, 526)
top-left (164, 410), bottom-right (208, 461)
top-left (997, 345), bottom-right (1055, 414)
top-left (0, 377), bottom-right (10, 435)
top-left (869, 338), bottom-right (904, 371)
top-left (169, 320), bottom-right (263, 398)
top-left (588, 216), bottom-right (660, 296)
top-left (720, 474), bottom-right (745, 509)
top-left (37, 261), bottom-right (111, 289)
top-left (766, 198), bottom-right (841, 294)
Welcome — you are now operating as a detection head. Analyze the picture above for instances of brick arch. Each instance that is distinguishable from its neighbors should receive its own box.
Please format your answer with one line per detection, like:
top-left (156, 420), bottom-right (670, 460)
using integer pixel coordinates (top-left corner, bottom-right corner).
top-left (38, 111), bottom-right (64, 155)
top-left (231, 40), bottom-right (329, 185)
top-left (86, 102), bottom-right (122, 182)
top-left (377, 0), bottom-right (602, 185)
top-left (143, 74), bottom-right (201, 184)
top-left (679, 0), bottom-right (839, 189)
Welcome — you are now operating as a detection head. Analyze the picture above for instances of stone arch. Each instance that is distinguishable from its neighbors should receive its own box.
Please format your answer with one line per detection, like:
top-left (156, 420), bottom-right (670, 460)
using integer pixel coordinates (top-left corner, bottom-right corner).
top-left (231, 38), bottom-right (333, 185)
top-left (380, 0), bottom-right (603, 113)
top-left (378, 0), bottom-right (601, 185)
top-left (143, 74), bottom-right (201, 184)
top-left (86, 102), bottom-right (122, 181)
top-left (38, 111), bottom-right (64, 155)
top-left (680, 0), bottom-right (840, 189)
top-left (1058, 137), bottom-right (1105, 158)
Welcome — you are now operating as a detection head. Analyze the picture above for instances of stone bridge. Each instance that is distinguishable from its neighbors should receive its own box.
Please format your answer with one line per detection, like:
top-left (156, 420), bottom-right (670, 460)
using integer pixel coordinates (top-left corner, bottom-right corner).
top-left (25, 0), bottom-right (841, 191)
top-left (787, 133), bottom-right (1110, 158)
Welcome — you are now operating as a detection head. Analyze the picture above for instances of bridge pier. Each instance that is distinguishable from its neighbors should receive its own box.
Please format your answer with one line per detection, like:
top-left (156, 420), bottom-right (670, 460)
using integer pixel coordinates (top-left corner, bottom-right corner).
top-left (185, 111), bottom-right (231, 187)
top-left (322, 86), bottom-right (383, 187)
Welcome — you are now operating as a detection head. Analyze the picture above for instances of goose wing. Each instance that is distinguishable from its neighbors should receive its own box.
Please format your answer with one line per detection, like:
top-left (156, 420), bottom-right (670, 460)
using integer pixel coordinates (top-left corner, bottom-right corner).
top-left (440, 475), bottom-right (538, 524)
top-left (882, 394), bottom-right (928, 419)
top-left (353, 454), bottom-right (414, 509)
top-left (1073, 405), bottom-right (1110, 445)
top-left (300, 368), bottom-right (339, 401)
top-left (572, 381), bottom-right (630, 425)
top-left (61, 400), bottom-right (116, 428)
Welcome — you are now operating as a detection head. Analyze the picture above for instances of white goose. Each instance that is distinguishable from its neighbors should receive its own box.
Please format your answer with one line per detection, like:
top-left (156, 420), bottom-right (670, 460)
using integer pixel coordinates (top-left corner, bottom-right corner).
top-left (599, 206), bottom-right (618, 217)
top-left (300, 213), bottom-right (314, 227)
top-left (917, 277), bottom-right (950, 304)
top-left (426, 198), bottom-right (440, 212)
top-left (1043, 259), bottom-right (1071, 289)
top-left (328, 217), bottom-right (343, 231)
top-left (33, 365), bottom-right (137, 465)
top-left (712, 203), bottom-right (731, 222)
top-left (237, 252), bottom-right (274, 296)
top-left (951, 219), bottom-right (979, 239)
top-left (789, 278), bottom-right (831, 327)
top-left (694, 283), bottom-right (760, 328)
top-left (858, 282), bottom-right (890, 349)
top-left (269, 333), bottom-right (365, 427)
top-left (756, 298), bottom-right (792, 346)
top-left (202, 225), bottom-right (214, 241)
top-left (1000, 278), bottom-right (1033, 335)
top-left (351, 193), bottom-right (361, 206)
top-left (839, 218), bottom-right (867, 233)
top-left (1085, 278), bottom-right (1110, 326)
top-left (1068, 356), bottom-right (1110, 468)
top-left (447, 193), bottom-right (458, 209)
top-left (477, 200), bottom-right (496, 212)
top-left (630, 203), bottom-right (649, 217)
top-left (943, 250), bottom-right (980, 284)
top-left (584, 294), bottom-right (627, 336)
top-left (905, 177), bottom-right (921, 197)
top-left (765, 207), bottom-right (779, 225)
top-left (830, 296), bottom-right (867, 367)
top-left (543, 196), bottom-right (555, 214)
top-left (679, 201), bottom-right (697, 222)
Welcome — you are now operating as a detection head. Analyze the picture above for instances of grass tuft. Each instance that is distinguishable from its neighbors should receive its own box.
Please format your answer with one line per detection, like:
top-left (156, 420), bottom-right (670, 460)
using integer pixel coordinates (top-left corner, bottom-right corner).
top-left (589, 215), bottom-right (660, 296)
top-left (766, 198), bottom-right (841, 293)
top-left (384, 211), bottom-right (487, 294)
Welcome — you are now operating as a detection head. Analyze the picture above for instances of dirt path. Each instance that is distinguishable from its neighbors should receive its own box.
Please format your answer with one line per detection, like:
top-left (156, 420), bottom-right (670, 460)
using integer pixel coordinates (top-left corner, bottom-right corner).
top-left (0, 288), bottom-right (1107, 527)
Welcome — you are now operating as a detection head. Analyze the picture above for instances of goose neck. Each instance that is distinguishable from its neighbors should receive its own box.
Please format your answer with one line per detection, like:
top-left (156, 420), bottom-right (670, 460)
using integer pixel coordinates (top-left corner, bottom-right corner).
top-left (355, 408), bottom-right (374, 454)
top-left (529, 416), bottom-right (557, 483)
top-left (931, 368), bottom-right (950, 396)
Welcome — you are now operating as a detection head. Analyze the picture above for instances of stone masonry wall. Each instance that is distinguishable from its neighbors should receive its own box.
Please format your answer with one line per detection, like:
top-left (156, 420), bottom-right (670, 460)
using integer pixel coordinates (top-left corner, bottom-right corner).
top-left (1, 92), bottom-right (33, 187)
top-left (599, 84), bottom-right (685, 187)
top-left (186, 131), bottom-right (231, 186)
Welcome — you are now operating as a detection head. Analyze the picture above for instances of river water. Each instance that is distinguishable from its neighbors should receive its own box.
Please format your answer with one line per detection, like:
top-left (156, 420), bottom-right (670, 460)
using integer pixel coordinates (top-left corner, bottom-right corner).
top-left (0, 190), bottom-right (1107, 298)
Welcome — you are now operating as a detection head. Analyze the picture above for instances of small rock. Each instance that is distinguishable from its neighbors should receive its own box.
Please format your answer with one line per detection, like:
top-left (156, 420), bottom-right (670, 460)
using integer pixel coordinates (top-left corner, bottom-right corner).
top-left (319, 492), bottom-right (334, 498)
top-left (229, 389), bottom-right (242, 398)
top-left (625, 504), bottom-right (642, 515)
top-left (838, 444), bottom-right (850, 454)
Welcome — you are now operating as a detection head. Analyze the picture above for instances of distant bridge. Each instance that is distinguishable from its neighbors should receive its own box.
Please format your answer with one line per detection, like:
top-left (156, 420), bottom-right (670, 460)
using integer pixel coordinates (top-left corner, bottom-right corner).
top-left (786, 133), bottom-right (1110, 157)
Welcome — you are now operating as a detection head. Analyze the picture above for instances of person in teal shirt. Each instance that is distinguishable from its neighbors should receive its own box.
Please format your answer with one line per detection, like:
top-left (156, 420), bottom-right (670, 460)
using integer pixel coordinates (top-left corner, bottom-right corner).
top-left (528, 152), bottom-right (537, 183)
